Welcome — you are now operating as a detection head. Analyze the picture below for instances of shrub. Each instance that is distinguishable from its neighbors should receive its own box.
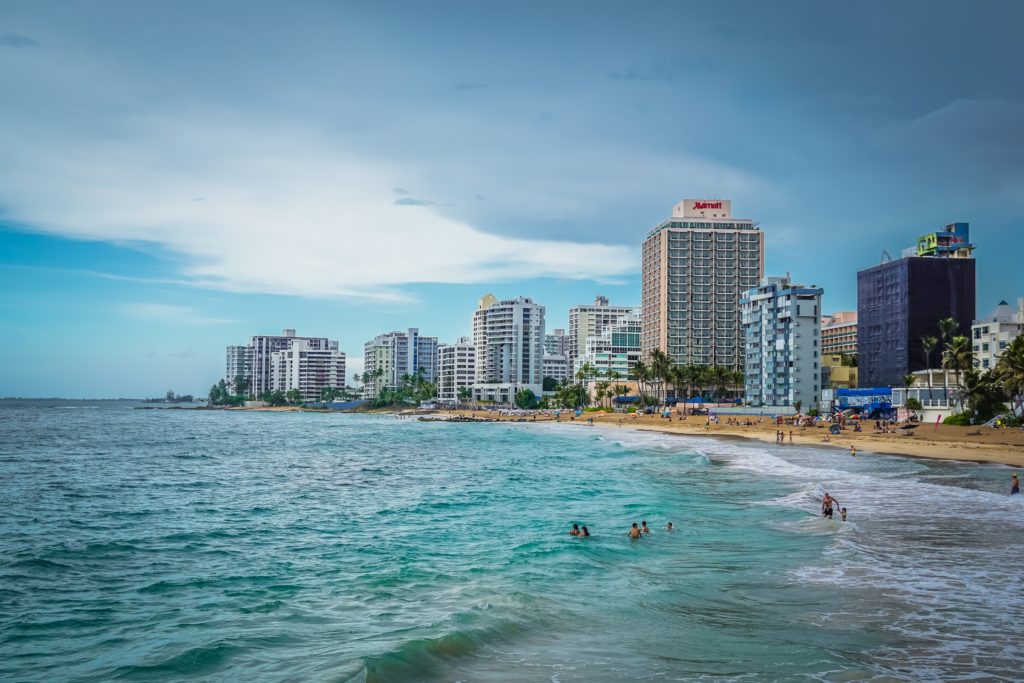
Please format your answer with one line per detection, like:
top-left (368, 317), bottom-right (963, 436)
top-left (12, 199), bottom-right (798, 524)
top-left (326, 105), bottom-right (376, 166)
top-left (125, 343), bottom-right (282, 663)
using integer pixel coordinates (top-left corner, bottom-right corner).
top-left (905, 397), bottom-right (923, 411)
top-left (942, 412), bottom-right (971, 426)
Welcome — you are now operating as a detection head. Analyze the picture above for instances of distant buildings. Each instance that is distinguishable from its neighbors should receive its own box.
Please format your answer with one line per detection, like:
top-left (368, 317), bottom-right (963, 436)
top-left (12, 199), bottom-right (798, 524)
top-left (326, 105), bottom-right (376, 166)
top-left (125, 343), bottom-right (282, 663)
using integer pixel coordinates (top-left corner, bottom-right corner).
top-left (225, 345), bottom-right (252, 392)
top-left (741, 276), bottom-right (823, 408)
top-left (972, 299), bottom-right (1024, 370)
top-left (642, 199), bottom-right (764, 370)
top-left (363, 328), bottom-right (438, 398)
top-left (270, 340), bottom-right (347, 403)
top-left (574, 310), bottom-right (642, 379)
top-left (544, 328), bottom-right (568, 357)
top-left (821, 311), bottom-right (857, 356)
top-left (437, 336), bottom-right (476, 403)
top-left (857, 223), bottom-right (976, 387)
top-left (821, 353), bottom-right (858, 390)
top-left (242, 329), bottom-right (338, 398)
top-left (472, 294), bottom-right (545, 403)
top-left (542, 354), bottom-right (570, 384)
top-left (568, 297), bottom-right (634, 369)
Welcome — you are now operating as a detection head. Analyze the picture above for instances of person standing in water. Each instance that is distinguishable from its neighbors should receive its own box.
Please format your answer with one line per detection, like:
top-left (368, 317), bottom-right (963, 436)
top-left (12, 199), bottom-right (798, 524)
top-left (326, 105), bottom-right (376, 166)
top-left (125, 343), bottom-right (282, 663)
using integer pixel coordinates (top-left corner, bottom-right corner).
top-left (579, 526), bottom-right (591, 537)
top-left (628, 522), bottom-right (642, 538)
top-left (665, 522), bottom-right (674, 531)
top-left (569, 523), bottom-right (580, 536)
top-left (641, 520), bottom-right (651, 534)
top-left (850, 445), bottom-right (857, 457)
top-left (1012, 473), bottom-right (1020, 495)
top-left (840, 507), bottom-right (848, 522)
top-left (821, 492), bottom-right (839, 519)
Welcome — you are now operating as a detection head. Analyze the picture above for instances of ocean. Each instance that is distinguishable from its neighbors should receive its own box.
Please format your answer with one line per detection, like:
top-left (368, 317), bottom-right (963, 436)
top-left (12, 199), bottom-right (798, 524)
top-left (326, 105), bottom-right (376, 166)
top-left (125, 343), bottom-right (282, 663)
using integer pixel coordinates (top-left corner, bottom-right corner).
top-left (2, 402), bottom-right (1022, 682)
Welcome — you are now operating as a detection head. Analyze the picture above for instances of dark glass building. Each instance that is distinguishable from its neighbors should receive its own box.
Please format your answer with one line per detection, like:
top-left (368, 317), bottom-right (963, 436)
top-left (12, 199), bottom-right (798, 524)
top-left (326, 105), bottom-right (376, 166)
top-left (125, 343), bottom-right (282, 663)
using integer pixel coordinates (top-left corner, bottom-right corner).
top-left (857, 256), bottom-right (976, 387)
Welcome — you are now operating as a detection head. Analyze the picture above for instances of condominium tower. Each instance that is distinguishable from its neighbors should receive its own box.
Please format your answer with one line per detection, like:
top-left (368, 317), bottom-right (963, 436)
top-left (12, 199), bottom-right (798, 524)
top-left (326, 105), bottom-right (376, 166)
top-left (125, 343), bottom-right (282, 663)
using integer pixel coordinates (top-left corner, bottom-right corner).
top-left (270, 340), bottom-right (347, 403)
top-left (820, 312), bottom-right (858, 356)
top-left (568, 296), bottom-right (635, 367)
top-left (247, 329), bottom-right (337, 397)
top-left (471, 294), bottom-right (546, 403)
top-left (972, 299), bottom-right (1024, 370)
top-left (741, 276), bottom-right (823, 408)
top-left (437, 336), bottom-right (476, 403)
top-left (641, 199), bottom-right (764, 370)
top-left (362, 328), bottom-right (439, 398)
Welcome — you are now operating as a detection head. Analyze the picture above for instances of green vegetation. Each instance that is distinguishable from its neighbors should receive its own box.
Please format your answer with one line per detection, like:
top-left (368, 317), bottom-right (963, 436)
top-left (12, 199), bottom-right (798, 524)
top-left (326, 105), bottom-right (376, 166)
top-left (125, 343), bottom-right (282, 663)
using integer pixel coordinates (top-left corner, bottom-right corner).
top-left (942, 412), bottom-right (971, 426)
top-left (367, 367), bottom-right (437, 408)
top-left (208, 379), bottom-right (245, 406)
top-left (905, 397), bottom-right (923, 411)
top-left (515, 388), bottom-right (538, 409)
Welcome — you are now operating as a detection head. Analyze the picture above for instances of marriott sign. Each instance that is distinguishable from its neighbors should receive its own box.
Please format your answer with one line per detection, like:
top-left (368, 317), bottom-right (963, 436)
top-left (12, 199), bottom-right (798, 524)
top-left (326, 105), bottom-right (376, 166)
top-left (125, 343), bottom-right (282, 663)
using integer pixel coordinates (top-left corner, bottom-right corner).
top-left (673, 198), bottom-right (733, 218)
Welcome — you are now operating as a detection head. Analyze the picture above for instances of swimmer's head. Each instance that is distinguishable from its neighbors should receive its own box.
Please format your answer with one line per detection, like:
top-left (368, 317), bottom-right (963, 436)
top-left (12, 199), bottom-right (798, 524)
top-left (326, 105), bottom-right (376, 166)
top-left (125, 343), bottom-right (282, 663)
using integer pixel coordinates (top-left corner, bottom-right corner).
top-left (572, 523), bottom-right (579, 530)
top-left (632, 522), bottom-right (638, 528)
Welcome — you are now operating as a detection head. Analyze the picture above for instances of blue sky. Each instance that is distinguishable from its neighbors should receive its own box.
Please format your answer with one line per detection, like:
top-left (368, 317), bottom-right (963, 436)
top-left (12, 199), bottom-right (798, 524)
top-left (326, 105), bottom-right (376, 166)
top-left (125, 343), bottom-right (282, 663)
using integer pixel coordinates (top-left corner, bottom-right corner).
top-left (1, 1), bottom-right (1022, 398)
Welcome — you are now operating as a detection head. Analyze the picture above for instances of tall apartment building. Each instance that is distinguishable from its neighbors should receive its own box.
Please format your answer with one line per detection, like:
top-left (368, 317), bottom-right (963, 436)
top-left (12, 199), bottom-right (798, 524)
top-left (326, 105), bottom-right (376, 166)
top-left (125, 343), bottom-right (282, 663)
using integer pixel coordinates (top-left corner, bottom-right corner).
top-left (972, 299), bottom-right (1024, 370)
top-left (821, 312), bottom-right (858, 356)
top-left (247, 329), bottom-right (337, 397)
top-left (857, 223), bottom-right (976, 387)
top-left (437, 336), bottom-right (476, 403)
top-left (544, 328), bottom-right (568, 357)
top-left (542, 354), bottom-right (570, 383)
top-left (568, 297), bottom-right (635, 367)
top-left (642, 199), bottom-right (764, 370)
top-left (362, 328), bottom-right (439, 398)
top-left (575, 310), bottom-right (642, 379)
top-left (270, 340), bottom-right (347, 403)
top-left (471, 294), bottom-right (545, 403)
top-left (225, 345), bottom-right (253, 393)
top-left (741, 276), bottom-right (823, 408)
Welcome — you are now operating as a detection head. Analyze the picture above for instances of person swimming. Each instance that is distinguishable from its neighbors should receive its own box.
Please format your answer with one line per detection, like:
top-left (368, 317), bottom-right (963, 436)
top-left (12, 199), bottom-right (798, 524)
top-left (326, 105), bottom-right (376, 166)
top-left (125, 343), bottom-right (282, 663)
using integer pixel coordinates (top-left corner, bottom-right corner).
top-left (569, 523), bottom-right (580, 536)
top-left (628, 522), bottom-right (642, 538)
top-left (821, 492), bottom-right (838, 519)
top-left (641, 520), bottom-right (651, 534)
top-left (665, 522), bottom-right (674, 531)
top-left (579, 525), bottom-right (591, 537)
top-left (840, 507), bottom-right (847, 522)
top-left (1012, 473), bottom-right (1019, 495)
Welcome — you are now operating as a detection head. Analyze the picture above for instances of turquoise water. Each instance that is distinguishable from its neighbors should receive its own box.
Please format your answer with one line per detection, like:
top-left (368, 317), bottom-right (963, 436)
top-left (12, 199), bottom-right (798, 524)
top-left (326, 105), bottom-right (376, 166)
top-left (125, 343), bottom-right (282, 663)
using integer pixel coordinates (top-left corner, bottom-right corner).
top-left (2, 403), bottom-right (1022, 681)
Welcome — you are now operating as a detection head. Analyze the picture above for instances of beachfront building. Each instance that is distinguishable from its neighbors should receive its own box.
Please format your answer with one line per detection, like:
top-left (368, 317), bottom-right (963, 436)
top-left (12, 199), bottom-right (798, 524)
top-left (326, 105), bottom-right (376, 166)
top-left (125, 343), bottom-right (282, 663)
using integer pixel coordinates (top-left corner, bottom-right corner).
top-left (471, 294), bottom-right (545, 403)
top-left (821, 353), bottom-right (858, 390)
top-left (225, 345), bottom-right (253, 393)
top-left (972, 299), bottom-right (1024, 370)
top-left (741, 276), bottom-right (823, 409)
top-left (437, 337), bottom-right (476, 404)
top-left (542, 354), bottom-right (570, 383)
top-left (245, 329), bottom-right (338, 398)
top-left (574, 310), bottom-right (642, 379)
top-left (544, 328), bottom-right (569, 357)
top-left (362, 329), bottom-right (438, 398)
top-left (568, 297), bottom-right (635, 368)
top-left (269, 340), bottom-right (347, 403)
top-left (821, 311), bottom-right (857, 356)
top-left (641, 199), bottom-right (764, 371)
top-left (857, 223), bottom-right (976, 387)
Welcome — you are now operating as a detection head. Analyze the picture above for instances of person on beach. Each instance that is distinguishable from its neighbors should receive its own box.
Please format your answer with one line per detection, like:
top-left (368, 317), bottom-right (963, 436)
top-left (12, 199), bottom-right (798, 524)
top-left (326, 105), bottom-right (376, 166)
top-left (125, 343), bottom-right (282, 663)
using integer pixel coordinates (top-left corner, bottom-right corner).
top-left (821, 492), bottom-right (838, 519)
top-left (789, 430), bottom-right (793, 445)
top-left (850, 445), bottom-right (857, 457)
top-left (840, 507), bottom-right (848, 522)
top-left (569, 523), bottom-right (580, 536)
top-left (1012, 473), bottom-right (1020, 495)
top-left (665, 522), bottom-right (674, 531)
top-left (641, 520), bottom-right (651, 534)
top-left (629, 522), bottom-right (642, 538)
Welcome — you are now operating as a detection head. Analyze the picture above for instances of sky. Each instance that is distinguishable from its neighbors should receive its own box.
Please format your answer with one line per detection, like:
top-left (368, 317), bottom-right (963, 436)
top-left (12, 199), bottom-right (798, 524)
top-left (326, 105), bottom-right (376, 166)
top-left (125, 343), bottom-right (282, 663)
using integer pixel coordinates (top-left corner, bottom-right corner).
top-left (1, 1), bottom-right (1022, 398)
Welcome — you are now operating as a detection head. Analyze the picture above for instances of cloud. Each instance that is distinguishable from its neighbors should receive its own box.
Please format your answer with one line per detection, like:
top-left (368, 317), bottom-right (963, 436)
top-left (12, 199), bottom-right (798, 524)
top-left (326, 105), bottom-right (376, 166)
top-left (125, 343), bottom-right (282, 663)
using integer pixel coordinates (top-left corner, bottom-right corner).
top-left (393, 197), bottom-right (438, 206)
top-left (119, 303), bottom-right (236, 325)
top-left (0, 33), bottom-right (37, 49)
top-left (393, 187), bottom-right (410, 195)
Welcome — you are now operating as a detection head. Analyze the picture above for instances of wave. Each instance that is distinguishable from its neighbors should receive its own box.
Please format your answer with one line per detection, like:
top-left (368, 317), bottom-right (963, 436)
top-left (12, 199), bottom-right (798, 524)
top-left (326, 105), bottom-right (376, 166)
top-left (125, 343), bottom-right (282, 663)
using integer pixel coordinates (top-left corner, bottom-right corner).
top-left (108, 641), bottom-right (240, 679)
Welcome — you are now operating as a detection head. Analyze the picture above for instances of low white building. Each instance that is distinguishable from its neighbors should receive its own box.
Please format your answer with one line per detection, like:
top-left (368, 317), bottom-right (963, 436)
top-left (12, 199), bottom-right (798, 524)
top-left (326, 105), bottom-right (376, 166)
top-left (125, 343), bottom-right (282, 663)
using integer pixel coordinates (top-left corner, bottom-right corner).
top-left (972, 299), bottom-right (1023, 370)
top-left (741, 276), bottom-right (823, 409)
top-left (573, 310), bottom-right (641, 380)
top-left (437, 337), bottom-right (476, 403)
top-left (542, 354), bottom-right (570, 384)
top-left (270, 340), bottom-right (347, 403)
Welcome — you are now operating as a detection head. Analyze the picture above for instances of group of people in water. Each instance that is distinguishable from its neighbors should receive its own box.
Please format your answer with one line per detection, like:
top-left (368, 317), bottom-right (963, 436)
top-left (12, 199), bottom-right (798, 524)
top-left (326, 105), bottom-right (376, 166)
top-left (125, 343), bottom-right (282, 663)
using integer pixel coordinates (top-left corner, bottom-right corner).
top-left (821, 492), bottom-right (848, 521)
top-left (569, 520), bottom-right (674, 539)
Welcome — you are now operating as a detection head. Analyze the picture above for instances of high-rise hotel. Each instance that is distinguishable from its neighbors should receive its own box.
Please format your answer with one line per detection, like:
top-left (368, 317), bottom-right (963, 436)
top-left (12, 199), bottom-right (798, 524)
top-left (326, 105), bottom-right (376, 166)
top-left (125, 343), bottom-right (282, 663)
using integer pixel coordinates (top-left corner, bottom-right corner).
top-left (641, 199), bottom-right (764, 370)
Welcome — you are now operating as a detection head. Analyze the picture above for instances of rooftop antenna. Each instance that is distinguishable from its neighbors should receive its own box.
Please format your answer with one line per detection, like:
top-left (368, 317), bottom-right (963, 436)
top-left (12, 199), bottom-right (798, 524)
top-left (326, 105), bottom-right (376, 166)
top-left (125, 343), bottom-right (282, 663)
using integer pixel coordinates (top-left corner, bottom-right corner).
top-left (880, 248), bottom-right (894, 264)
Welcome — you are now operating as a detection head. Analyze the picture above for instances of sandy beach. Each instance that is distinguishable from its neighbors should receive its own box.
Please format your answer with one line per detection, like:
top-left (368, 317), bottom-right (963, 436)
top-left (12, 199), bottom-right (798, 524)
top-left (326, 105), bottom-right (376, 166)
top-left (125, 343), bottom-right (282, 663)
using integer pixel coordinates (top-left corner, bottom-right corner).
top-left (439, 409), bottom-right (1024, 468)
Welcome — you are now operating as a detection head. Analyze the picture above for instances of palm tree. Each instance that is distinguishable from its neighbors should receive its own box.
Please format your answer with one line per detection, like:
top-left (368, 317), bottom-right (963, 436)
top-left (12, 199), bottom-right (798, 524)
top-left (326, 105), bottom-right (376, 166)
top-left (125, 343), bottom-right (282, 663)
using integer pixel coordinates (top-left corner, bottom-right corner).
top-left (712, 365), bottom-right (729, 402)
top-left (594, 380), bottom-right (611, 409)
top-left (633, 360), bottom-right (650, 403)
top-left (648, 350), bottom-right (671, 402)
top-left (920, 336), bottom-right (937, 389)
top-left (903, 374), bottom-right (916, 388)
top-left (942, 335), bottom-right (972, 412)
top-left (937, 318), bottom-right (959, 399)
top-left (994, 335), bottom-right (1024, 417)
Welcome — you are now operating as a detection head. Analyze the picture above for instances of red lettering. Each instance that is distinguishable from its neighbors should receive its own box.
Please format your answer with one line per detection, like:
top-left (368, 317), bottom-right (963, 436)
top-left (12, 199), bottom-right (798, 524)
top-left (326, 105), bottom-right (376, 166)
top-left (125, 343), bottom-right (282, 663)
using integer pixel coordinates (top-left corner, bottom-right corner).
top-left (692, 201), bottom-right (723, 210)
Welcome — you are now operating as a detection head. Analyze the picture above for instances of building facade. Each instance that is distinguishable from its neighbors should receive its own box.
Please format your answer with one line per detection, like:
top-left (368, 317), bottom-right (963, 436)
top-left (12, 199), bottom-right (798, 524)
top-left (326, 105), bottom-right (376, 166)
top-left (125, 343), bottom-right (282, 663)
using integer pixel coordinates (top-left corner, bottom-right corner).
top-left (741, 276), bottom-right (823, 408)
top-left (437, 336), bottom-right (476, 403)
top-left (471, 294), bottom-right (545, 401)
top-left (568, 297), bottom-right (635, 368)
top-left (362, 328), bottom-right (438, 398)
top-left (821, 353), bottom-right (858, 390)
top-left (574, 310), bottom-right (642, 379)
top-left (248, 329), bottom-right (337, 398)
top-left (542, 354), bottom-right (570, 383)
top-left (642, 199), bottom-right (764, 370)
top-left (270, 340), bottom-right (347, 403)
top-left (225, 345), bottom-right (253, 394)
top-left (972, 299), bottom-right (1024, 370)
top-left (857, 224), bottom-right (976, 387)
top-left (544, 328), bottom-right (569, 357)
top-left (821, 311), bottom-right (857, 356)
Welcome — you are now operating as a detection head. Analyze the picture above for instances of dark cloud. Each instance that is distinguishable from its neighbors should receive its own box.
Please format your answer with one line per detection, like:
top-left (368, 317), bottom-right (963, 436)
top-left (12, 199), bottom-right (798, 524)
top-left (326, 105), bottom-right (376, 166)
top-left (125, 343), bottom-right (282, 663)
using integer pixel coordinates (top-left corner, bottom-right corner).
top-left (393, 197), bottom-right (437, 206)
top-left (0, 33), bottom-right (38, 48)
top-left (393, 187), bottom-right (410, 195)
top-left (453, 82), bottom-right (486, 91)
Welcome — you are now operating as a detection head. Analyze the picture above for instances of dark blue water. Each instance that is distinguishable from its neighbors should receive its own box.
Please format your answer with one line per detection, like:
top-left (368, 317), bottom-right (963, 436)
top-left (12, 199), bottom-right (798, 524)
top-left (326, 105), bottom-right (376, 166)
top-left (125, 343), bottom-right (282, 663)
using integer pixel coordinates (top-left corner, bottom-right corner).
top-left (2, 403), bottom-right (1022, 681)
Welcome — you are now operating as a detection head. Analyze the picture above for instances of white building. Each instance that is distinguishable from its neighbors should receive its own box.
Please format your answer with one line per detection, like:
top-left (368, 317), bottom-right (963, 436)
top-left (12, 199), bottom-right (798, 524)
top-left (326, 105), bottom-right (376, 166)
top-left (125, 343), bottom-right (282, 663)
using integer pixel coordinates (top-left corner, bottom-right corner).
top-left (270, 340), bottom-right (347, 403)
top-left (437, 336), bottom-right (476, 403)
top-left (574, 310), bottom-right (642, 379)
top-left (642, 199), bottom-right (765, 370)
top-left (246, 329), bottom-right (338, 398)
top-left (972, 299), bottom-right (1024, 370)
top-left (544, 328), bottom-right (569, 357)
top-left (225, 345), bottom-right (252, 394)
top-left (741, 276), bottom-right (823, 409)
top-left (363, 328), bottom-right (439, 398)
top-left (542, 354), bottom-right (570, 383)
top-left (568, 296), bottom-right (635, 368)
top-left (472, 293), bottom-right (545, 402)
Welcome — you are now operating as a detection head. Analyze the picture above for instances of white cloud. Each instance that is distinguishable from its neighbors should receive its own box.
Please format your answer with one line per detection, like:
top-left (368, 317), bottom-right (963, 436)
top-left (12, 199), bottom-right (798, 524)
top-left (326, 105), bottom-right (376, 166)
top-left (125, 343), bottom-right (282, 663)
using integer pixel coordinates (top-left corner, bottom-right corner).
top-left (118, 302), bottom-right (236, 325)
